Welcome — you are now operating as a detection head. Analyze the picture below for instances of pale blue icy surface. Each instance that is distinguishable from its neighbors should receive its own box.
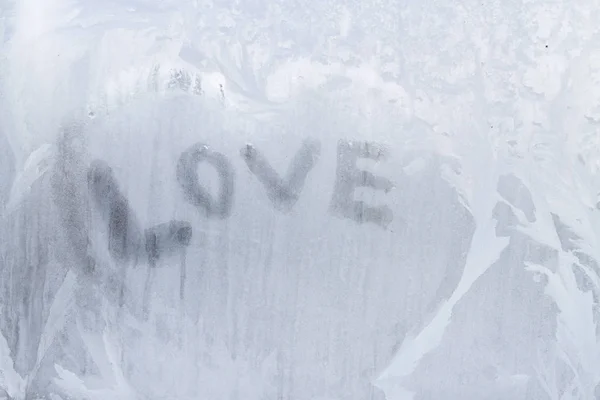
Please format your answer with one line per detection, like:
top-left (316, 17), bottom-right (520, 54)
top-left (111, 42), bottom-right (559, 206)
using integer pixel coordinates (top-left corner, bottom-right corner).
top-left (1, 1), bottom-right (600, 399)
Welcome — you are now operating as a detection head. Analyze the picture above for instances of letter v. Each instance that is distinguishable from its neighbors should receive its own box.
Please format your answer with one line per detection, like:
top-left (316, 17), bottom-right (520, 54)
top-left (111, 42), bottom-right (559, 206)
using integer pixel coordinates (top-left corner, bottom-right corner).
top-left (241, 138), bottom-right (321, 212)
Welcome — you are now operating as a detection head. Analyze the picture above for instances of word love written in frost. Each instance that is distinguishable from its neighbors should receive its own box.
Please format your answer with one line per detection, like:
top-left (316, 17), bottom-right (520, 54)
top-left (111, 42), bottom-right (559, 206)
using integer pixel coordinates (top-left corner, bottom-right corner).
top-left (87, 139), bottom-right (394, 269)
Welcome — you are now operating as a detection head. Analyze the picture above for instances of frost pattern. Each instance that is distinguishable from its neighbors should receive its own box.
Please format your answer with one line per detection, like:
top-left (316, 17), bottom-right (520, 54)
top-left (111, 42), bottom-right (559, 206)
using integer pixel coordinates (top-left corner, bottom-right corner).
top-left (1, 0), bottom-right (600, 399)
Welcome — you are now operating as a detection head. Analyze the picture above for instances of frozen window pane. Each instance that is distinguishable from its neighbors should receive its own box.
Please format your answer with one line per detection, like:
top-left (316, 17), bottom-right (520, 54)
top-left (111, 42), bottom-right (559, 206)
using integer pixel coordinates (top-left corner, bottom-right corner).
top-left (0, 1), bottom-right (598, 399)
